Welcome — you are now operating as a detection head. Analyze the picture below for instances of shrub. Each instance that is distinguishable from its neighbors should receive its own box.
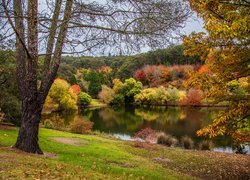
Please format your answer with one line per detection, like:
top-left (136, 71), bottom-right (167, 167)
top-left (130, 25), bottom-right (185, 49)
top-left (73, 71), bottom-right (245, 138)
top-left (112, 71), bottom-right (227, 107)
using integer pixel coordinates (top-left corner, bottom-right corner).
top-left (112, 79), bottom-right (123, 94)
top-left (69, 84), bottom-right (81, 95)
top-left (0, 92), bottom-right (21, 125)
top-left (167, 87), bottom-right (185, 104)
top-left (198, 140), bottom-right (214, 150)
top-left (181, 136), bottom-right (194, 149)
top-left (157, 134), bottom-right (178, 147)
top-left (135, 87), bottom-right (169, 105)
top-left (70, 117), bottom-right (93, 134)
top-left (110, 94), bottom-right (124, 106)
top-left (78, 92), bottom-right (92, 106)
top-left (135, 69), bottom-right (146, 84)
top-left (98, 85), bottom-right (115, 104)
top-left (112, 78), bottom-right (142, 104)
top-left (122, 78), bottom-right (143, 103)
top-left (134, 65), bottom-right (194, 87)
top-left (43, 119), bottom-right (54, 129)
top-left (135, 88), bottom-right (158, 105)
top-left (134, 127), bottom-right (156, 140)
top-left (45, 78), bottom-right (78, 111)
top-left (180, 89), bottom-right (203, 106)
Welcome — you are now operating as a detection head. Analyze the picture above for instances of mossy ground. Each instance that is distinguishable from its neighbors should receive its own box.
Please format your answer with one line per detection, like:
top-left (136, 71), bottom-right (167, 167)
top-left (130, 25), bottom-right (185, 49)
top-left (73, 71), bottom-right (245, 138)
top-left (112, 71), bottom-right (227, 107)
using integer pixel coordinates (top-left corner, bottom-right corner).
top-left (0, 126), bottom-right (249, 179)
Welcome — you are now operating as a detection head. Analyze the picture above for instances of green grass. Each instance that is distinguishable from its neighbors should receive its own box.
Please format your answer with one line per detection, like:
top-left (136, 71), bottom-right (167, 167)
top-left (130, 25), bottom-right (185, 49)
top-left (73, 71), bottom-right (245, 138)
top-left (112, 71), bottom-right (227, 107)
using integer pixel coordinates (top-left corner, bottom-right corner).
top-left (0, 127), bottom-right (249, 179)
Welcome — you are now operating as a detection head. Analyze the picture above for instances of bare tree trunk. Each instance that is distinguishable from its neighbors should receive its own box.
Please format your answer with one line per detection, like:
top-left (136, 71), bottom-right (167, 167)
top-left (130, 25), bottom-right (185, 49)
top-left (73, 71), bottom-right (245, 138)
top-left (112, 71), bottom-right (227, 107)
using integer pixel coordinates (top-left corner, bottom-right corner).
top-left (13, 0), bottom-right (73, 154)
top-left (14, 98), bottom-right (43, 154)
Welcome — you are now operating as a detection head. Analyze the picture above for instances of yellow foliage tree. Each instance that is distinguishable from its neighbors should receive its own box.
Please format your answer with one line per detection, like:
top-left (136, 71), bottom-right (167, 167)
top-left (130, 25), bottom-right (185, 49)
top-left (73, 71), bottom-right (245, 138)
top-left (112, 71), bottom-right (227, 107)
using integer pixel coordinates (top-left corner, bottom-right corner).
top-left (184, 0), bottom-right (250, 143)
top-left (44, 78), bottom-right (78, 111)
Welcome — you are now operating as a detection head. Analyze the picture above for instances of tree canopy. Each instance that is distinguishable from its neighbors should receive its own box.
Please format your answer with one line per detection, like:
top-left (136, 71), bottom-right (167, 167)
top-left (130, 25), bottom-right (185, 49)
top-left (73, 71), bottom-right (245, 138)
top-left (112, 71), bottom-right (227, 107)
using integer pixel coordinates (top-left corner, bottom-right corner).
top-left (184, 0), bottom-right (250, 143)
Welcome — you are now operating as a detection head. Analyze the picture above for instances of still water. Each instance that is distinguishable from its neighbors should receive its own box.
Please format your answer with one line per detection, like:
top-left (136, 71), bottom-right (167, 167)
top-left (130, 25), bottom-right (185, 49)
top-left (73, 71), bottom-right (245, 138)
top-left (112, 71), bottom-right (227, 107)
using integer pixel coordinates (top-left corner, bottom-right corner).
top-left (42, 106), bottom-right (249, 154)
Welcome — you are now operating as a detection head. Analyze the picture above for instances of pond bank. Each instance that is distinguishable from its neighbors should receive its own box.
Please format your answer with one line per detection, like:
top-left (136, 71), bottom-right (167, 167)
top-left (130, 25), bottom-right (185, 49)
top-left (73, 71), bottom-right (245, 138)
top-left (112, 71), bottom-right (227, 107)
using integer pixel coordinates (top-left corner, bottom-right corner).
top-left (41, 106), bottom-right (238, 153)
top-left (133, 102), bottom-right (229, 108)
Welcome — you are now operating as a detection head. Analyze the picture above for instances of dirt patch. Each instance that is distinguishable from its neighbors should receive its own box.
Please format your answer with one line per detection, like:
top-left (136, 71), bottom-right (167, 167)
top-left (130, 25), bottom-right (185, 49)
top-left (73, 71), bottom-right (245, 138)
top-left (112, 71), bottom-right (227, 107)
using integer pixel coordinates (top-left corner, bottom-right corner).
top-left (42, 152), bottom-right (58, 159)
top-left (132, 141), bottom-right (157, 150)
top-left (0, 124), bottom-right (16, 130)
top-left (153, 157), bottom-right (173, 163)
top-left (51, 137), bottom-right (88, 146)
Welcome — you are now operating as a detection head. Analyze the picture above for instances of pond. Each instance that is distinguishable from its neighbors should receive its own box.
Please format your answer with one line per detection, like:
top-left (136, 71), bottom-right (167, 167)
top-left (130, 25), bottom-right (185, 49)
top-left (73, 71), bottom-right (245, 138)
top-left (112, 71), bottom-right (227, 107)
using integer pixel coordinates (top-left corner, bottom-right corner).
top-left (42, 106), bottom-right (249, 154)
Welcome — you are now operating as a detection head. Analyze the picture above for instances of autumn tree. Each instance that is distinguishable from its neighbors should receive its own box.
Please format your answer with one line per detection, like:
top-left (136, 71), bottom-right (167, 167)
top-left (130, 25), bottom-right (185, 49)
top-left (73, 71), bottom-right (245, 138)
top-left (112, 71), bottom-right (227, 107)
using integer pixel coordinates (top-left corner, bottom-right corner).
top-left (0, 0), bottom-right (192, 153)
top-left (184, 0), bottom-right (250, 143)
top-left (44, 78), bottom-right (78, 111)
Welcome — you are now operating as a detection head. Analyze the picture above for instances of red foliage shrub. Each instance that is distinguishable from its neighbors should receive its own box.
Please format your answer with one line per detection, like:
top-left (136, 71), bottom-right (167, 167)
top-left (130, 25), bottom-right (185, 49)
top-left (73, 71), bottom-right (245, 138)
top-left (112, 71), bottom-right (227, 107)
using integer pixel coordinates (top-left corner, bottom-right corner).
top-left (134, 65), bottom-right (194, 87)
top-left (69, 84), bottom-right (81, 95)
top-left (134, 127), bottom-right (157, 140)
top-left (180, 89), bottom-right (203, 106)
top-left (135, 69), bottom-right (146, 82)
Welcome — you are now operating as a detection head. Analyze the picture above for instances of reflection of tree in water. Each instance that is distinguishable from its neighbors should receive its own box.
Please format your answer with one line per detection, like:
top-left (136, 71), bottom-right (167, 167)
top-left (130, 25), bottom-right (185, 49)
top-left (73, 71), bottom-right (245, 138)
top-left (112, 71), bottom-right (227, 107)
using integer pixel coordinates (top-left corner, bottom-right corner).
top-left (79, 108), bottom-right (93, 120)
top-left (43, 110), bottom-right (89, 125)
top-left (97, 107), bottom-right (118, 129)
top-left (62, 111), bottom-right (78, 126)
top-left (135, 109), bottom-right (159, 121)
top-left (138, 107), bottom-right (224, 141)
top-left (43, 106), bottom-right (232, 148)
top-left (81, 107), bottom-right (144, 135)
top-left (112, 107), bottom-right (143, 133)
top-left (199, 108), bottom-right (226, 127)
top-left (42, 111), bottom-right (94, 133)
top-left (135, 106), bottom-right (182, 124)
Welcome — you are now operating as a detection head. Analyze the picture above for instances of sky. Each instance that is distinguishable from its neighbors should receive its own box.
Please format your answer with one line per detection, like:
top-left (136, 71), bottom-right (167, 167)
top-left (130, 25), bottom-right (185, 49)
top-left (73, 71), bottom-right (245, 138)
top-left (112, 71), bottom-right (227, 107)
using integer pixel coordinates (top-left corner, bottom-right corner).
top-left (138, 14), bottom-right (204, 55)
top-left (182, 15), bottom-right (204, 35)
top-left (37, 0), bottom-right (205, 56)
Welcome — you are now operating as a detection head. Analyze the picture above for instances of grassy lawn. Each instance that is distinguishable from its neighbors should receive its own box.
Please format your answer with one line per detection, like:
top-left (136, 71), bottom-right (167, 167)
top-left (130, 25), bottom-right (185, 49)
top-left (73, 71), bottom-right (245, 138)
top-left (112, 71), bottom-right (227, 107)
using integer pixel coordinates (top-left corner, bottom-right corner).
top-left (0, 126), bottom-right (249, 179)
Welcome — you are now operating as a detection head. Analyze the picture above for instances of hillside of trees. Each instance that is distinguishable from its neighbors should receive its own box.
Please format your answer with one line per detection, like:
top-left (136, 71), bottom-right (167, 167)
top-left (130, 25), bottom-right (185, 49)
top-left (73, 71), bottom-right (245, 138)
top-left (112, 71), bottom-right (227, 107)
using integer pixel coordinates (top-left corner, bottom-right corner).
top-left (58, 45), bottom-right (201, 83)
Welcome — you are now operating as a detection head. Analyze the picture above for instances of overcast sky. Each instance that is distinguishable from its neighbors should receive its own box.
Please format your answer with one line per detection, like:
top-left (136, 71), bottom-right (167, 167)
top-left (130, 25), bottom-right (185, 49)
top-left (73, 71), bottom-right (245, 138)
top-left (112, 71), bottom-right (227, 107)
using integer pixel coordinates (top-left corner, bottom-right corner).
top-left (181, 15), bottom-right (204, 35)
top-left (137, 14), bottom-right (204, 55)
top-left (37, 0), bottom-right (205, 56)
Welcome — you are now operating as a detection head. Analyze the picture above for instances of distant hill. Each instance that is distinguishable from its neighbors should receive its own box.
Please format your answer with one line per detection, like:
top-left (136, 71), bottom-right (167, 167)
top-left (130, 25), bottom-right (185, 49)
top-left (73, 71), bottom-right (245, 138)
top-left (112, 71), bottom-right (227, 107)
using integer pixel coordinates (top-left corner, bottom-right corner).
top-left (58, 45), bottom-right (201, 81)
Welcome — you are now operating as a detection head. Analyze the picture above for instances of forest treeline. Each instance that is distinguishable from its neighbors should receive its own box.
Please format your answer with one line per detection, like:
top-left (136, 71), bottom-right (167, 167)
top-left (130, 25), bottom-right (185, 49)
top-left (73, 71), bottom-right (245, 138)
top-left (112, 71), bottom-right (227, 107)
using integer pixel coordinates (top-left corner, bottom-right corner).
top-left (58, 45), bottom-right (201, 83)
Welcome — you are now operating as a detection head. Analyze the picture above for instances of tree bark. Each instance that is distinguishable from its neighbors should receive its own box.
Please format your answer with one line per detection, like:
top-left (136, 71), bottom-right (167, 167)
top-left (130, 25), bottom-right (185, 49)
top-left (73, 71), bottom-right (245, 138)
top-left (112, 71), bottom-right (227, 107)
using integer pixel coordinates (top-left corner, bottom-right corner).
top-left (14, 98), bottom-right (43, 154)
top-left (13, 0), bottom-right (73, 154)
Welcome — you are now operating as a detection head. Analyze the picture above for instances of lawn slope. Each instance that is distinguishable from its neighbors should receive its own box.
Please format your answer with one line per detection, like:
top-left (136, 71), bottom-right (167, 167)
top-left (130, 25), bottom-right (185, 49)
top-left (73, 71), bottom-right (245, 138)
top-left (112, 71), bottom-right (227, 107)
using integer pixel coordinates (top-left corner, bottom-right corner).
top-left (0, 126), bottom-right (249, 179)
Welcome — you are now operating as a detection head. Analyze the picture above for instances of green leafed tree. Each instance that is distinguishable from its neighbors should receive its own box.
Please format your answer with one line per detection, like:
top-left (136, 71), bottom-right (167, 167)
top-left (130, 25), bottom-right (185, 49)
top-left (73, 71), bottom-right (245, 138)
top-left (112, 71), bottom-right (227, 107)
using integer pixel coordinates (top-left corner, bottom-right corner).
top-left (121, 78), bottom-right (143, 104)
top-left (87, 71), bottom-right (102, 98)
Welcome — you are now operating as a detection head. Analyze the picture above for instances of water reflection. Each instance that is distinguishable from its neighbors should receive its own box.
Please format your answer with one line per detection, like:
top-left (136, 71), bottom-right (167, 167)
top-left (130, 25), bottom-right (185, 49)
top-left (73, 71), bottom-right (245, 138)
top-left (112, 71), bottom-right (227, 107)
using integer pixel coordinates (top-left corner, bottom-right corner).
top-left (81, 106), bottom-right (225, 140)
top-left (42, 106), bottom-right (241, 153)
